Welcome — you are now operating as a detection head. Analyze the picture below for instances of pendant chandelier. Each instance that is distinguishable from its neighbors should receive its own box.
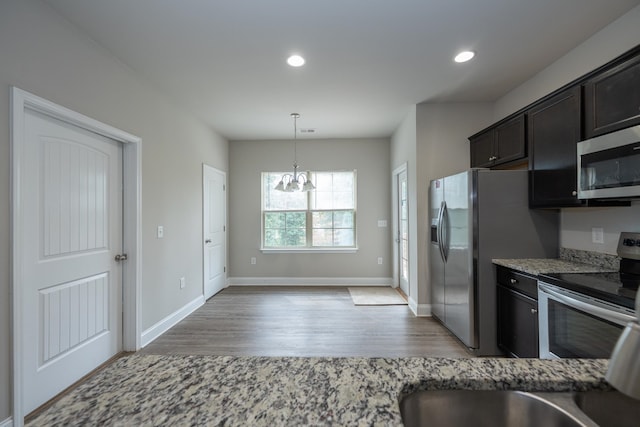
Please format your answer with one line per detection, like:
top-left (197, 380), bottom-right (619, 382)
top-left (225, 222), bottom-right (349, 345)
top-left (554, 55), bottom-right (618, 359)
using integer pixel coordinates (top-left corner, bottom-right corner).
top-left (274, 113), bottom-right (315, 192)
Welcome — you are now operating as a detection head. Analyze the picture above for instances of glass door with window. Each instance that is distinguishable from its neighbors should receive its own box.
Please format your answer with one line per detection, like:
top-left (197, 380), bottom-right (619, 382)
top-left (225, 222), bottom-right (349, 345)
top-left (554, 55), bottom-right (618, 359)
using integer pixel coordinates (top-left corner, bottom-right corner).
top-left (397, 169), bottom-right (409, 296)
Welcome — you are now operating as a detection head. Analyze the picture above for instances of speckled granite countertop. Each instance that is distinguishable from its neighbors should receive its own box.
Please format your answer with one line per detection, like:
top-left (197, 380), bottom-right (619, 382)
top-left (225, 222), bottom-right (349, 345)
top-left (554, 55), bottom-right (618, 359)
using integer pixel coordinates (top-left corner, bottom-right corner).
top-left (493, 248), bottom-right (620, 276)
top-left (28, 355), bottom-right (610, 426)
top-left (492, 258), bottom-right (616, 276)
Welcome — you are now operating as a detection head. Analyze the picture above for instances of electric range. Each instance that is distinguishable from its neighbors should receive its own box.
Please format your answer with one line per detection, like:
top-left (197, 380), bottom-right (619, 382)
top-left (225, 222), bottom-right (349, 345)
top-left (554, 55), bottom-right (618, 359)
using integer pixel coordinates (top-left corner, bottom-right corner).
top-left (538, 271), bottom-right (637, 309)
top-left (537, 232), bottom-right (640, 358)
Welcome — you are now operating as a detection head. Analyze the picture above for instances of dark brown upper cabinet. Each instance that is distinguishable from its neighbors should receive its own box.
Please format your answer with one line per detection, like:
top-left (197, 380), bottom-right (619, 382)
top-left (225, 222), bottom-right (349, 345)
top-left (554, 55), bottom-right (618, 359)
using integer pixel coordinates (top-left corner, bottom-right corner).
top-left (528, 86), bottom-right (583, 208)
top-left (470, 115), bottom-right (526, 168)
top-left (584, 53), bottom-right (640, 138)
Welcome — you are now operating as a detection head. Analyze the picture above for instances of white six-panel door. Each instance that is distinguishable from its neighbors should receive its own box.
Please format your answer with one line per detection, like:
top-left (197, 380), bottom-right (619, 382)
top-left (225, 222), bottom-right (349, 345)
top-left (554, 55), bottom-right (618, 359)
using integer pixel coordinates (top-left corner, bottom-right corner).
top-left (21, 108), bottom-right (123, 414)
top-left (203, 164), bottom-right (226, 299)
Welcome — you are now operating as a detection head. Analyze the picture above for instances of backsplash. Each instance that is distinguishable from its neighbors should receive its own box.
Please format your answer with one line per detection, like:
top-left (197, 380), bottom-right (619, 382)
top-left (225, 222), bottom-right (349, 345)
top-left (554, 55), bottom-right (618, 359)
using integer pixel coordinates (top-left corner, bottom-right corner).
top-left (560, 248), bottom-right (620, 271)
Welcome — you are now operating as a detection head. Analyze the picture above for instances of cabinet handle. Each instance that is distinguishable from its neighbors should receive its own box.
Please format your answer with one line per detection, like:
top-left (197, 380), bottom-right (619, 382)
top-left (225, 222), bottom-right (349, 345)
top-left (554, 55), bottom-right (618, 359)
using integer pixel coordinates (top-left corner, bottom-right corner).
top-left (531, 308), bottom-right (538, 314)
top-left (572, 190), bottom-right (577, 196)
top-left (510, 278), bottom-right (518, 284)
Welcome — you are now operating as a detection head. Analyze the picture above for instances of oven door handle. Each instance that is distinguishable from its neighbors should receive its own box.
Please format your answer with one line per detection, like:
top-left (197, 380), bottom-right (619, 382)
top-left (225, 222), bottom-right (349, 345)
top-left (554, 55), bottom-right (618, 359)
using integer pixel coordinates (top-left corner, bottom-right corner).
top-left (538, 283), bottom-right (635, 325)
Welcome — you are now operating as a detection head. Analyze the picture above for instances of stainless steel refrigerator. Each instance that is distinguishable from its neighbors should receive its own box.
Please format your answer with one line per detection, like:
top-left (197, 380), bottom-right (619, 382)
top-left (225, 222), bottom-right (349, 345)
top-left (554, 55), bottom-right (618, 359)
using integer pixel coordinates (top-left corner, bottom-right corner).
top-left (430, 169), bottom-right (558, 356)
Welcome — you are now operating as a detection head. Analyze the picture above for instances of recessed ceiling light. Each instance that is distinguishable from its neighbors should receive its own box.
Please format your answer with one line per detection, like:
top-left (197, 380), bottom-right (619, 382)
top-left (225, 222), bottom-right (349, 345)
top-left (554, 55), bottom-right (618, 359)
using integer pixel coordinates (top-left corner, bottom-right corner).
top-left (287, 55), bottom-right (305, 67)
top-left (454, 51), bottom-right (475, 63)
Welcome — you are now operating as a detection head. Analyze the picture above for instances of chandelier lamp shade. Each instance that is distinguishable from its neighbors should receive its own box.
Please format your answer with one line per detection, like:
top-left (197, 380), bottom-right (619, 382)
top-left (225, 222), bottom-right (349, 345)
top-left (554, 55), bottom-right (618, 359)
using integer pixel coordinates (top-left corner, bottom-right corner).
top-left (275, 113), bottom-right (315, 192)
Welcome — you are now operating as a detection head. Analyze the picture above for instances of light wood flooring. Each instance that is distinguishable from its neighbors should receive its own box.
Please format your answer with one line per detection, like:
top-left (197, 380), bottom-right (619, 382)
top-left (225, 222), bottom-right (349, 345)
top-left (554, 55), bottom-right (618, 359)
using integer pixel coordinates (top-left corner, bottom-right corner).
top-left (140, 286), bottom-right (470, 358)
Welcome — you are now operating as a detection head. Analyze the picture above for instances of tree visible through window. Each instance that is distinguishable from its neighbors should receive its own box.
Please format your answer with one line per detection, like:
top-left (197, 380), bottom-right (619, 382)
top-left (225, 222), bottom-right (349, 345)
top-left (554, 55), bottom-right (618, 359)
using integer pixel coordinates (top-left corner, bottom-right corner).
top-left (262, 171), bottom-right (356, 249)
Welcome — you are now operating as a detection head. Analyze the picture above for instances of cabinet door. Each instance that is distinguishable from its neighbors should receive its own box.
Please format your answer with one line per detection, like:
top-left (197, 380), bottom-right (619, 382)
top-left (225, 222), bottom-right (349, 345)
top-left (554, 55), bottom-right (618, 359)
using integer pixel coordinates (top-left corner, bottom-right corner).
top-left (528, 86), bottom-right (583, 208)
top-left (494, 115), bottom-right (526, 166)
top-left (584, 53), bottom-right (640, 138)
top-left (497, 285), bottom-right (539, 358)
top-left (469, 130), bottom-right (495, 168)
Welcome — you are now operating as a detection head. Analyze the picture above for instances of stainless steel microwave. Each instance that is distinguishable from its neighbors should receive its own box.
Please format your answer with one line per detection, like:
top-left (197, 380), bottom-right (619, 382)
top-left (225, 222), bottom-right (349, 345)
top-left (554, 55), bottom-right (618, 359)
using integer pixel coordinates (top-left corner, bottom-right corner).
top-left (577, 124), bottom-right (640, 199)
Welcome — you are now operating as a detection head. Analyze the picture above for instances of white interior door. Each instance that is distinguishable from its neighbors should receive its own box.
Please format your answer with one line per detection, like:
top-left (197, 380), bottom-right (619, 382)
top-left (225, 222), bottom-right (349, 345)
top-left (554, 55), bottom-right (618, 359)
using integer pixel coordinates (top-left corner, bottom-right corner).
top-left (397, 169), bottom-right (410, 296)
top-left (21, 109), bottom-right (123, 414)
top-left (203, 164), bottom-right (226, 299)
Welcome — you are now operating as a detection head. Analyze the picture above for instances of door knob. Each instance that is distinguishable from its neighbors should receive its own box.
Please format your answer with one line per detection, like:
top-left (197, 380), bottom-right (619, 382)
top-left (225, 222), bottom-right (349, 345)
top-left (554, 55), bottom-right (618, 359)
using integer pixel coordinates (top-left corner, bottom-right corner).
top-left (531, 308), bottom-right (538, 314)
top-left (115, 254), bottom-right (128, 262)
top-left (205, 239), bottom-right (212, 244)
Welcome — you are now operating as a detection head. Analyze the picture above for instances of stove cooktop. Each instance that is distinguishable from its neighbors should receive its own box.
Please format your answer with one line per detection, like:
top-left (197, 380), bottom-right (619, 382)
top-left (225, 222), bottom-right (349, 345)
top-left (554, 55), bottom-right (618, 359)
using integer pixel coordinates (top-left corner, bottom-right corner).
top-left (539, 271), bottom-right (637, 310)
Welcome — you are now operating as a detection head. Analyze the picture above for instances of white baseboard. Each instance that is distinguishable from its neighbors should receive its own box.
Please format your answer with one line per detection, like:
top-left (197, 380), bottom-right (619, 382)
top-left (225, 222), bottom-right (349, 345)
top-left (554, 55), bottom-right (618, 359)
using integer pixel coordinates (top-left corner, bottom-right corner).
top-left (227, 277), bottom-right (393, 286)
top-left (141, 295), bottom-right (205, 347)
top-left (0, 417), bottom-right (13, 427)
top-left (408, 297), bottom-right (432, 317)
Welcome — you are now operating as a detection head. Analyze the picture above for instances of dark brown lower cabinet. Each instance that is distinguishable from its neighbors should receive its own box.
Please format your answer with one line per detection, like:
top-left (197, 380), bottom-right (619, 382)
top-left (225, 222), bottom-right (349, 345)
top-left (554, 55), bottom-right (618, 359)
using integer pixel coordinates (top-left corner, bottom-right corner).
top-left (497, 284), bottom-right (539, 358)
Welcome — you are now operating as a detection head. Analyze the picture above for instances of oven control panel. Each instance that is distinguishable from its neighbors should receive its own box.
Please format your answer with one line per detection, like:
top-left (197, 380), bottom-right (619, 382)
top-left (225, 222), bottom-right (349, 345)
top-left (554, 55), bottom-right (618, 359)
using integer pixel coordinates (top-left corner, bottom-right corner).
top-left (618, 232), bottom-right (640, 260)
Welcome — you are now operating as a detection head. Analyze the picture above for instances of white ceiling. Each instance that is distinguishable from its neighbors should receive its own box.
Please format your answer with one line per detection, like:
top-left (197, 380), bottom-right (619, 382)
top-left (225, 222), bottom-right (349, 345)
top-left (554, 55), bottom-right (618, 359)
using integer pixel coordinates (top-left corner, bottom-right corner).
top-left (44, 0), bottom-right (640, 140)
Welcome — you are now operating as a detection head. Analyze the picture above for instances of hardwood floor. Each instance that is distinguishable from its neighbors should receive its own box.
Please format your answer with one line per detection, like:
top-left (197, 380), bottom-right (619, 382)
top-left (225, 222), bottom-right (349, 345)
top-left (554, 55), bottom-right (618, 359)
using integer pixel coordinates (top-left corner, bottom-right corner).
top-left (140, 286), bottom-right (470, 358)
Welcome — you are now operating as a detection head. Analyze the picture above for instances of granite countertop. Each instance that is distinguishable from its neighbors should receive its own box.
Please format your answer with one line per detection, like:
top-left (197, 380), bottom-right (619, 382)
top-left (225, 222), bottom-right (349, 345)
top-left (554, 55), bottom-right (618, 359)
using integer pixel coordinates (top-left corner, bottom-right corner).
top-left (492, 258), bottom-right (617, 276)
top-left (27, 354), bottom-right (610, 426)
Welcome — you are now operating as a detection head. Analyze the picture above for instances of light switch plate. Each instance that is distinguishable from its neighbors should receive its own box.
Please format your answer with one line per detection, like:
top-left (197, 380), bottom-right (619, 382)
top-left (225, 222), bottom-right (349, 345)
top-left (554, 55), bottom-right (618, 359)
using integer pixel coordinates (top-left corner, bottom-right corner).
top-left (592, 227), bottom-right (604, 244)
top-left (377, 220), bottom-right (387, 228)
top-left (157, 225), bottom-right (164, 239)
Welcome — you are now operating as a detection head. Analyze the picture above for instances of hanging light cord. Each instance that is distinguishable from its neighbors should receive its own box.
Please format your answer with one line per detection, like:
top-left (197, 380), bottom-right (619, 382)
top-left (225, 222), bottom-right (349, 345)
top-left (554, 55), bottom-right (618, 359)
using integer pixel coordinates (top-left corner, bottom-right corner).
top-left (273, 112), bottom-right (314, 192)
top-left (292, 113), bottom-right (299, 174)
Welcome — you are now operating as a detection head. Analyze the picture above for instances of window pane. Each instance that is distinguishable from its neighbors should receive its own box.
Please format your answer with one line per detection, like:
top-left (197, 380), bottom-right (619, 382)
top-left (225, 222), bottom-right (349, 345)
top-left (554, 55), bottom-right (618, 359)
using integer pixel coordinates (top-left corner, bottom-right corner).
top-left (264, 229), bottom-right (284, 247)
top-left (264, 212), bottom-right (285, 229)
top-left (285, 211), bottom-right (306, 228)
top-left (312, 229), bottom-right (333, 247)
top-left (332, 192), bottom-right (353, 209)
top-left (334, 229), bottom-right (354, 246)
top-left (334, 211), bottom-right (353, 228)
top-left (285, 229), bottom-right (306, 246)
top-left (312, 211), bottom-right (333, 228)
top-left (311, 171), bottom-right (355, 210)
top-left (264, 211), bottom-right (306, 248)
top-left (311, 210), bottom-right (354, 247)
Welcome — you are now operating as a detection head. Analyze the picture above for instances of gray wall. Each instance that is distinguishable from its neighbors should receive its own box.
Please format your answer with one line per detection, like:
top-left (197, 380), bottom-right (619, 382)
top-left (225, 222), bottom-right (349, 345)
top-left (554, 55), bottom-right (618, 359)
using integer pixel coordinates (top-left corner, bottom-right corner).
top-left (415, 104), bottom-right (493, 306)
top-left (390, 106), bottom-right (418, 305)
top-left (0, 0), bottom-right (228, 420)
top-left (228, 138), bottom-right (391, 281)
top-left (390, 104), bottom-right (494, 312)
top-left (494, 4), bottom-right (640, 255)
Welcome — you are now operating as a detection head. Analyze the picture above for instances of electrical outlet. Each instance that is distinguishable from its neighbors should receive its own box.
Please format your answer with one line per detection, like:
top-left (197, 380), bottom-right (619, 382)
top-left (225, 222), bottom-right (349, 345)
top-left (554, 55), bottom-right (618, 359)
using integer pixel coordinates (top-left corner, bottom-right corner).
top-left (250, 257), bottom-right (257, 265)
top-left (179, 277), bottom-right (186, 289)
top-left (377, 257), bottom-right (383, 265)
top-left (377, 220), bottom-right (387, 228)
top-left (157, 225), bottom-right (164, 239)
top-left (592, 227), bottom-right (604, 244)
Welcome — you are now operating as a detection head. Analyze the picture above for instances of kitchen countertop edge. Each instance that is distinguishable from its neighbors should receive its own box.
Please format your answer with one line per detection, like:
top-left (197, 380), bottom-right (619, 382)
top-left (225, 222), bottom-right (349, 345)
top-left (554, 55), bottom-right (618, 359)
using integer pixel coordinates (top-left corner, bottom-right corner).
top-left (492, 258), bottom-right (617, 276)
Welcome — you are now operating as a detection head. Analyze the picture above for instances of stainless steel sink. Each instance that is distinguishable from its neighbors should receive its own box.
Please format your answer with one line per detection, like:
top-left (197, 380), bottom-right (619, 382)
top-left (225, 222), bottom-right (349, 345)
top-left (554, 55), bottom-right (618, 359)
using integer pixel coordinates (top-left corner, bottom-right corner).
top-left (400, 390), bottom-right (586, 427)
top-left (573, 390), bottom-right (640, 427)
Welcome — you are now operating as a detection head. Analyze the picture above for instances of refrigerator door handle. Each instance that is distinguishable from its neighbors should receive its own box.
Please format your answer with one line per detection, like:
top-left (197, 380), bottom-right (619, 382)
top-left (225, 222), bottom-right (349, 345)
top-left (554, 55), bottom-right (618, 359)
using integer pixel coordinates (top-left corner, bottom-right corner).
top-left (441, 201), bottom-right (449, 262)
top-left (437, 202), bottom-right (446, 262)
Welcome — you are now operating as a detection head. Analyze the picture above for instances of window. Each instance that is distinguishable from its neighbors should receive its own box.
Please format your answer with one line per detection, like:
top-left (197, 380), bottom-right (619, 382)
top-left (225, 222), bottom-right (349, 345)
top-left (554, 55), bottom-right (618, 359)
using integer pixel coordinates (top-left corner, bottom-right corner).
top-left (262, 171), bottom-right (356, 249)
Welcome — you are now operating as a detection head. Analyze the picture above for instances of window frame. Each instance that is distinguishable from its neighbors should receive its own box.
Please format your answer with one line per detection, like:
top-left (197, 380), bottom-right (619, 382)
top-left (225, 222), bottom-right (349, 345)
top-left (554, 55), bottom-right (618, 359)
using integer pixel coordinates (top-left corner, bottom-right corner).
top-left (261, 170), bottom-right (358, 253)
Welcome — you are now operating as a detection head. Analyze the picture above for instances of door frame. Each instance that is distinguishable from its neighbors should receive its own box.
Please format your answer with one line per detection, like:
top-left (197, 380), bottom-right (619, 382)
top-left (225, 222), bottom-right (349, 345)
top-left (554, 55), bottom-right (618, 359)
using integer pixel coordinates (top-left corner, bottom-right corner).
top-left (391, 163), bottom-right (409, 295)
top-left (10, 87), bottom-right (142, 423)
top-left (202, 164), bottom-right (227, 299)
